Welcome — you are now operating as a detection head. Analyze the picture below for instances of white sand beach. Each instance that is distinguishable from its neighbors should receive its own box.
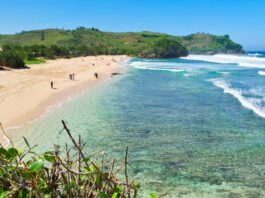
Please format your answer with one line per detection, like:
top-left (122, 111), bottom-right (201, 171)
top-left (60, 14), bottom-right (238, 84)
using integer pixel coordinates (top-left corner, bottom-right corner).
top-left (0, 55), bottom-right (128, 146)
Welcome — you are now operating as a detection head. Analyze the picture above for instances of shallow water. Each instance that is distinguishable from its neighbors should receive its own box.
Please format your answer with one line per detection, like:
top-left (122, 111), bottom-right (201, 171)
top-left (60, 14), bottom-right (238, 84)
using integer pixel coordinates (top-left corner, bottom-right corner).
top-left (14, 55), bottom-right (265, 197)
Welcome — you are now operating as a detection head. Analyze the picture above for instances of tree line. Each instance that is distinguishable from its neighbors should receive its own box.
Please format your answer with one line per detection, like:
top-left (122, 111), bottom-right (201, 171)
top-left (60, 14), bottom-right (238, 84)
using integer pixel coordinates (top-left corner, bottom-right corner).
top-left (0, 37), bottom-right (188, 68)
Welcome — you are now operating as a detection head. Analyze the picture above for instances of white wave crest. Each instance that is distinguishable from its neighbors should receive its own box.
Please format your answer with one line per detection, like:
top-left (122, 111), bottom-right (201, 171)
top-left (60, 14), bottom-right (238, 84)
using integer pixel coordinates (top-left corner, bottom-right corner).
top-left (218, 71), bottom-right (230, 76)
top-left (258, 71), bottom-right (265, 76)
top-left (210, 79), bottom-right (265, 118)
top-left (182, 54), bottom-right (265, 68)
top-left (129, 61), bottom-right (180, 68)
top-left (248, 53), bottom-right (263, 57)
top-left (134, 65), bottom-right (184, 73)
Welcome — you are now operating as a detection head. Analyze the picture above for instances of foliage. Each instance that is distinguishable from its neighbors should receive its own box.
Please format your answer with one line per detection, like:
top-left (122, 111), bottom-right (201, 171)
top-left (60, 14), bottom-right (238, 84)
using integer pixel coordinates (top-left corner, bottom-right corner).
top-left (0, 28), bottom-right (244, 58)
top-left (0, 29), bottom-right (245, 68)
top-left (0, 121), bottom-right (140, 197)
top-left (182, 33), bottom-right (244, 54)
top-left (0, 49), bottom-right (25, 68)
top-left (24, 58), bottom-right (46, 65)
top-left (139, 37), bottom-right (188, 58)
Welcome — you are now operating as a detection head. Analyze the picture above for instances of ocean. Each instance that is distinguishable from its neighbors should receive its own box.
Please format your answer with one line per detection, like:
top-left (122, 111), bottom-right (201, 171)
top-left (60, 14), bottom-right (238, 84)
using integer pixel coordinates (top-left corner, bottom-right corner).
top-left (14, 52), bottom-right (265, 197)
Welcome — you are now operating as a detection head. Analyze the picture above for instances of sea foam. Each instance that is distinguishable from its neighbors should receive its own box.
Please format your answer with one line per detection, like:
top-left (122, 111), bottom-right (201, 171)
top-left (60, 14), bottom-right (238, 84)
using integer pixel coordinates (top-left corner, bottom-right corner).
top-left (248, 53), bottom-right (263, 57)
top-left (182, 54), bottom-right (265, 68)
top-left (210, 79), bottom-right (265, 118)
top-left (258, 71), bottom-right (265, 76)
top-left (129, 61), bottom-right (185, 73)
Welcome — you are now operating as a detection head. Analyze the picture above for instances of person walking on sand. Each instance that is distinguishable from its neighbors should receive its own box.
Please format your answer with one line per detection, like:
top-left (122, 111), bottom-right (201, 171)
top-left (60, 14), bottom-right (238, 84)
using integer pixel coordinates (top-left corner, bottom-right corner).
top-left (50, 81), bottom-right (54, 89)
top-left (69, 74), bottom-right (72, 80)
top-left (94, 73), bottom-right (98, 79)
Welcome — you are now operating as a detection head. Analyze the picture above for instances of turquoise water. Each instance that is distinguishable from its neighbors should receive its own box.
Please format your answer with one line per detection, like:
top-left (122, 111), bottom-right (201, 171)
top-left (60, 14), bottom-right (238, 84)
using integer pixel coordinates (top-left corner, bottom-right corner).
top-left (14, 55), bottom-right (265, 197)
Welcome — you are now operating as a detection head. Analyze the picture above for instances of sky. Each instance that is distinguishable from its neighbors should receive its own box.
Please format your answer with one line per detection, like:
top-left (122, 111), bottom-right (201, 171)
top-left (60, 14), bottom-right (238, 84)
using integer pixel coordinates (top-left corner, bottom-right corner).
top-left (0, 0), bottom-right (265, 50)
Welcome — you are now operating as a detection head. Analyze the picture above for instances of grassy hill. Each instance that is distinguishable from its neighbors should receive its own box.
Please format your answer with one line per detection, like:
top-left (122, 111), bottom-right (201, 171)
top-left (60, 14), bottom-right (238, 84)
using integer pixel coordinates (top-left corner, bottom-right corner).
top-left (0, 28), bottom-right (244, 55)
top-left (182, 33), bottom-right (244, 54)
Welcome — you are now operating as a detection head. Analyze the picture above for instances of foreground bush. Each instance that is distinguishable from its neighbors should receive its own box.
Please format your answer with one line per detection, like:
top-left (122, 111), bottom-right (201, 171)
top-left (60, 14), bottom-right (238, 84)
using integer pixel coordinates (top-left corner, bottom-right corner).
top-left (0, 121), bottom-right (140, 197)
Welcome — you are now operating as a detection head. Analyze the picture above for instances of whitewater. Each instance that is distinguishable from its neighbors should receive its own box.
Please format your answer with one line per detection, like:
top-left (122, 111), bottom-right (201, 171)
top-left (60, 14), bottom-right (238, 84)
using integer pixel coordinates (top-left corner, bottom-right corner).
top-left (128, 54), bottom-right (265, 120)
top-left (182, 54), bottom-right (265, 68)
top-left (12, 52), bottom-right (265, 196)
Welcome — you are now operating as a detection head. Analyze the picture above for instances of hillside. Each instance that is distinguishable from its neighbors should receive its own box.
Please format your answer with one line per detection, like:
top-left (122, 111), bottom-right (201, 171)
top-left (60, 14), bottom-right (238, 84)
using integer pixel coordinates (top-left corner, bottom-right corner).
top-left (182, 33), bottom-right (244, 54)
top-left (0, 28), bottom-right (244, 56)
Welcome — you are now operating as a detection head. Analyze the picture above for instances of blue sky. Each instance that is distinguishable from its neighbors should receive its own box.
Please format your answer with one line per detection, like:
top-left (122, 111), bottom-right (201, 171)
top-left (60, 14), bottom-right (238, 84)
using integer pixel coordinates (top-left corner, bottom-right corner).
top-left (0, 0), bottom-right (265, 50)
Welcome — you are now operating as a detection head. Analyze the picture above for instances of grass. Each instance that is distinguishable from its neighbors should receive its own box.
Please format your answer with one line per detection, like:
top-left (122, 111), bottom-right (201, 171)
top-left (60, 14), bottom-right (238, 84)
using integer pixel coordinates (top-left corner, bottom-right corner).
top-left (24, 58), bottom-right (46, 65)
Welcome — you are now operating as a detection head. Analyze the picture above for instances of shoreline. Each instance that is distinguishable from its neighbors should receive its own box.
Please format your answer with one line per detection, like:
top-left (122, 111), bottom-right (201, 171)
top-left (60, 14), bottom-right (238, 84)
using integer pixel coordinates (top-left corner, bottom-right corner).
top-left (0, 55), bottom-right (129, 147)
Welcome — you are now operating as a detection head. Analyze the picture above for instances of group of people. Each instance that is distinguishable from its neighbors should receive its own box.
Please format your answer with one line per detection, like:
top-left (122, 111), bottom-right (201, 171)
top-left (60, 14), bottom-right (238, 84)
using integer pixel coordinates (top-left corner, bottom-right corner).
top-left (51, 72), bottom-right (99, 89)
top-left (69, 73), bottom-right (75, 80)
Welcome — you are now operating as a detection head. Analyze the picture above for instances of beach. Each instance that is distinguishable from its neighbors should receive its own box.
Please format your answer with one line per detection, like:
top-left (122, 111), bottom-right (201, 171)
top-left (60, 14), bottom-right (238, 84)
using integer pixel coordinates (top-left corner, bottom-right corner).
top-left (18, 55), bottom-right (265, 197)
top-left (0, 55), bottom-right (128, 146)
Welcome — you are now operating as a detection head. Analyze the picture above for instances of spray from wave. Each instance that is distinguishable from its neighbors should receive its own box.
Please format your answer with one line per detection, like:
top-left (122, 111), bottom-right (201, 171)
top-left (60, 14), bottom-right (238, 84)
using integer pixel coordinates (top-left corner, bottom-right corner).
top-left (248, 53), bottom-right (263, 57)
top-left (129, 61), bottom-right (186, 73)
top-left (258, 71), bottom-right (265, 76)
top-left (182, 54), bottom-right (265, 68)
top-left (209, 79), bottom-right (265, 118)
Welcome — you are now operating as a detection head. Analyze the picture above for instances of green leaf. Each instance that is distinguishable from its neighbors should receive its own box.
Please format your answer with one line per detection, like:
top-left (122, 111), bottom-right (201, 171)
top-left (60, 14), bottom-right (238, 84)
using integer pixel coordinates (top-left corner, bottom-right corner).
top-left (23, 136), bottom-right (30, 148)
top-left (30, 159), bottom-right (44, 172)
top-left (99, 192), bottom-right (108, 198)
top-left (19, 170), bottom-right (34, 180)
top-left (84, 165), bottom-right (95, 172)
top-left (18, 189), bottom-right (29, 198)
top-left (96, 174), bottom-right (102, 185)
top-left (132, 181), bottom-right (141, 189)
top-left (64, 181), bottom-right (74, 192)
top-left (0, 147), bottom-right (8, 158)
top-left (0, 168), bottom-right (4, 176)
top-left (43, 151), bottom-right (55, 162)
top-left (149, 192), bottom-right (158, 198)
top-left (116, 185), bottom-right (123, 195)
top-left (7, 148), bottom-right (19, 158)
top-left (0, 191), bottom-right (8, 198)
top-left (83, 157), bottom-right (90, 163)
top-left (111, 192), bottom-right (118, 198)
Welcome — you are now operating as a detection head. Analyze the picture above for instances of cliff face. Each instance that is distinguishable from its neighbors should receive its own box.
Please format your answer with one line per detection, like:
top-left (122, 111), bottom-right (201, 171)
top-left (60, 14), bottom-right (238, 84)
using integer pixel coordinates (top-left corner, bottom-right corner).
top-left (0, 29), bottom-right (244, 57)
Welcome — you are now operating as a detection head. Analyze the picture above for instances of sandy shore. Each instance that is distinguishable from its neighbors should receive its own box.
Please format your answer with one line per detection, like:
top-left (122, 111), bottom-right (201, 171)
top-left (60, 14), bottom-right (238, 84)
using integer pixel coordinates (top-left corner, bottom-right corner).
top-left (0, 55), bottom-right (128, 146)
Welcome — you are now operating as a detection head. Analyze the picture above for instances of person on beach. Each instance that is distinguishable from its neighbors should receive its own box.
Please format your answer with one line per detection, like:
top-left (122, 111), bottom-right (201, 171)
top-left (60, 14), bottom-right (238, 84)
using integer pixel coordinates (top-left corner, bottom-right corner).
top-left (93, 63), bottom-right (95, 66)
top-left (69, 74), bottom-right (72, 80)
top-left (94, 73), bottom-right (98, 79)
top-left (72, 73), bottom-right (75, 80)
top-left (50, 81), bottom-right (54, 89)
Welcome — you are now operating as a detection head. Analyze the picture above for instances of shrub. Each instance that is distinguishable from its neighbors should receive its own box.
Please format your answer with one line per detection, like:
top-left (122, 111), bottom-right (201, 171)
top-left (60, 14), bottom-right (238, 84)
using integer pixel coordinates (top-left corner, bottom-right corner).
top-left (0, 50), bottom-right (25, 68)
top-left (0, 121), bottom-right (140, 197)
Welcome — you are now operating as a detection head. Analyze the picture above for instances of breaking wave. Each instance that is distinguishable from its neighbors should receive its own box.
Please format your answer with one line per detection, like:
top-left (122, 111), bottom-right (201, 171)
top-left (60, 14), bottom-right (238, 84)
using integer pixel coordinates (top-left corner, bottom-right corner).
top-left (210, 79), bottom-right (265, 118)
top-left (182, 54), bottom-right (265, 68)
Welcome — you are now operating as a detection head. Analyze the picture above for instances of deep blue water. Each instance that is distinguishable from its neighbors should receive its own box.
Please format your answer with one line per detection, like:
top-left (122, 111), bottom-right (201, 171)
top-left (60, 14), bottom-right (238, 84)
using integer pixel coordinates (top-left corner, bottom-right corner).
top-left (14, 55), bottom-right (265, 197)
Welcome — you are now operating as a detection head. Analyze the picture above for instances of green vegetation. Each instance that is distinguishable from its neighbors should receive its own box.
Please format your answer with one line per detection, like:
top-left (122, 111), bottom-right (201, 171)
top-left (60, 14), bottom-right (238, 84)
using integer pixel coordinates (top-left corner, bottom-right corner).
top-left (0, 28), bottom-right (244, 55)
top-left (0, 121), bottom-right (147, 197)
top-left (0, 49), bottom-right (25, 68)
top-left (182, 33), bottom-right (244, 54)
top-left (139, 37), bottom-right (188, 58)
top-left (24, 58), bottom-right (46, 65)
top-left (0, 28), bottom-right (244, 68)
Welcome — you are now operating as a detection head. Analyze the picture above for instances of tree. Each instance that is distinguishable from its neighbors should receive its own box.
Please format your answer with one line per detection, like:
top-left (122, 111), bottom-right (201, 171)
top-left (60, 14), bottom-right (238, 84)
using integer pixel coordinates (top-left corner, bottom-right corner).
top-left (41, 31), bottom-right (45, 41)
top-left (139, 37), bottom-right (188, 58)
top-left (0, 50), bottom-right (25, 68)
